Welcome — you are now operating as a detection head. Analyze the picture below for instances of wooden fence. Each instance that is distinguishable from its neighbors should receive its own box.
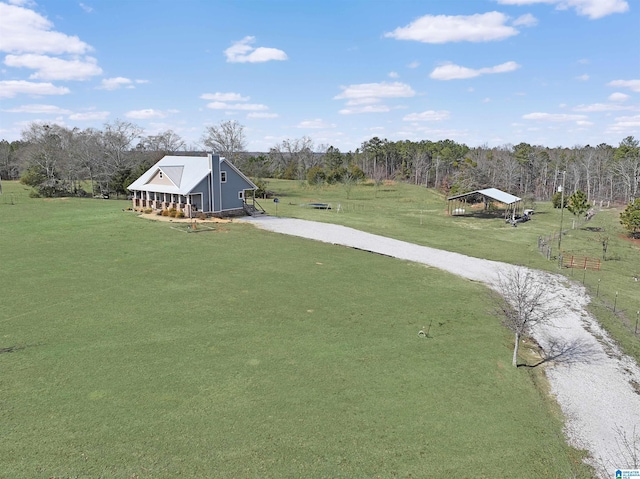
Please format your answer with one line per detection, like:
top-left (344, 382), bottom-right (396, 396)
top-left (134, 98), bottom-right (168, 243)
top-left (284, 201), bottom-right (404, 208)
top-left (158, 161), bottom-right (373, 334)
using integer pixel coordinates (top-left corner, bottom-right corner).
top-left (561, 255), bottom-right (601, 270)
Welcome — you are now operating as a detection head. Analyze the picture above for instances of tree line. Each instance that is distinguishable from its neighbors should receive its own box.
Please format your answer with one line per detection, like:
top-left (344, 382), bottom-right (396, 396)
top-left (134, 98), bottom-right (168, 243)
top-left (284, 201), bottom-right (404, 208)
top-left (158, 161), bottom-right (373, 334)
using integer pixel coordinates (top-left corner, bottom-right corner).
top-left (1, 120), bottom-right (638, 205)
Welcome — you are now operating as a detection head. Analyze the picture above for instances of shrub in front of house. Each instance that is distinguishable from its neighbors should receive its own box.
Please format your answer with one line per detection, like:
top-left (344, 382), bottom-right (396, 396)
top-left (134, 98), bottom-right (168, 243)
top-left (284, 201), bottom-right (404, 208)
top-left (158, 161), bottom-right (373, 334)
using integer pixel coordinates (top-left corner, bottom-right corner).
top-left (177, 211), bottom-right (185, 218)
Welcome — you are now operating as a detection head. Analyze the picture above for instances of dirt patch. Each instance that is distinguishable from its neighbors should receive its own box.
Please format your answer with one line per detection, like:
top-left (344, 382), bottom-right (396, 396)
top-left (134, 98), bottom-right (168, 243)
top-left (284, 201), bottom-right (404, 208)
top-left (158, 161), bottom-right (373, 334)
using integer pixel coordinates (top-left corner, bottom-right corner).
top-left (619, 232), bottom-right (640, 247)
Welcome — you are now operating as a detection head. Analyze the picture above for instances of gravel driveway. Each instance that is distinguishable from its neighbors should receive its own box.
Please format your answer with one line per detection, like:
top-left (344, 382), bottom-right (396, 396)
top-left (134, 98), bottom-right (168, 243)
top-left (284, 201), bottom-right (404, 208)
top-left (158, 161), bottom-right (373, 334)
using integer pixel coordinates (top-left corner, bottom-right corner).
top-left (238, 215), bottom-right (640, 476)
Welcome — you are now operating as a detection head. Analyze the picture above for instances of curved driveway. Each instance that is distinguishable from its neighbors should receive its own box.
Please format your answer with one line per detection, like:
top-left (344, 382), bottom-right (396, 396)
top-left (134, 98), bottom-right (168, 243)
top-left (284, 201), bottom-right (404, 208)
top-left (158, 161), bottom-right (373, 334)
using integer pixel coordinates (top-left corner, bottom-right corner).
top-left (238, 215), bottom-right (640, 476)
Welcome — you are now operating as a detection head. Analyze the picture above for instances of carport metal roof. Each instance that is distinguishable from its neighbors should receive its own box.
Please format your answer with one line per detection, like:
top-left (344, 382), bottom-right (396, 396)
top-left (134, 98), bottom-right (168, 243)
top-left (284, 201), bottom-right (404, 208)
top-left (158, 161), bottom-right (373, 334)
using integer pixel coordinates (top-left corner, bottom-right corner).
top-left (447, 187), bottom-right (521, 205)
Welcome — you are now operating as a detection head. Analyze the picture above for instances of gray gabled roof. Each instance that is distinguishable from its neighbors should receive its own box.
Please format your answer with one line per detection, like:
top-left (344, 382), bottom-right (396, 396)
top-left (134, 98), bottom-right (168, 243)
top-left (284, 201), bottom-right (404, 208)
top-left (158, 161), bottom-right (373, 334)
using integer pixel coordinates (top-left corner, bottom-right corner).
top-left (127, 156), bottom-right (210, 195)
top-left (447, 187), bottom-right (521, 205)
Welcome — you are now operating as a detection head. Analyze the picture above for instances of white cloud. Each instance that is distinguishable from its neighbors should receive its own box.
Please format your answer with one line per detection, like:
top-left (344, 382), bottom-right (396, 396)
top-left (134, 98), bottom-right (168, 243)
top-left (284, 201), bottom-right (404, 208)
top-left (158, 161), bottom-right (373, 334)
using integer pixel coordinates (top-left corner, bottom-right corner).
top-left (68, 111), bottom-right (110, 121)
top-left (125, 109), bottom-right (168, 120)
top-left (0, 2), bottom-right (92, 54)
top-left (388, 71), bottom-right (399, 78)
top-left (200, 92), bottom-right (249, 102)
top-left (4, 54), bottom-right (102, 80)
top-left (98, 77), bottom-right (134, 90)
top-left (608, 92), bottom-right (630, 102)
top-left (335, 81), bottom-right (414, 114)
top-left (334, 81), bottom-right (415, 100)
top-left (607, 79), bottom-right (640, 92)
top-left (513, 13), bottom-right (538, 26)
top-left (408, 61), bottom-right (420, 69)
top-left (384, 12), bottom-right (519, 43)
top-left (296, 119), bottom-right (336, 129)
top-left (224, 36), bottom-right (288, 63)
top-left (338, 105), bottom-right (391, 115)
top-left (403, 110), bottom-right (450, 121)
top-left (0, 79), bottom-right (70, 98)
top-left (614, 115), bottom-right (640, 129)
top-left (575, 74), bottom-right (589, 81)
top-left (573, 102), bottom-right (637, 112)
top-left (247, 112), bottom-right (279, 119)
top-left (522, 112), bottom-right (588, 121)
top-left (496, 0), bottom-right (629, 19)
top-left (430, 61), bottom-right (520, 80)
top-left (2, 103), bottom-right (71, 114)
top-left (206, 101), bottom-right (268, 111)
top-left (79, 3), bottom-right (93, 13)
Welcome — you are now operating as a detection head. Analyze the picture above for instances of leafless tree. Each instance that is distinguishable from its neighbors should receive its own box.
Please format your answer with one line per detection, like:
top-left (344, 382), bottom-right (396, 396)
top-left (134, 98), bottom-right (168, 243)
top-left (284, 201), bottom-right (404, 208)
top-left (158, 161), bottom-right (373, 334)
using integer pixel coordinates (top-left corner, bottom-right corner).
top-left (202, 120), bottom-right (246, 162)
top-left (139, 129), bottom-right (185, 154)
top-left (495, 268), bottom-right (559, 367)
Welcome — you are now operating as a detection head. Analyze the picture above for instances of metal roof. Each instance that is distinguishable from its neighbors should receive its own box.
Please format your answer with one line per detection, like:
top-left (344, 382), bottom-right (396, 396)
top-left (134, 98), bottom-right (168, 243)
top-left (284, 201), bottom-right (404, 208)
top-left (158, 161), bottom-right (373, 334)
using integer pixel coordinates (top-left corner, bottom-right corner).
top-left (127, 155), bottom-right (211, 195)
top-left (447, 187), bottom-right (521, 205)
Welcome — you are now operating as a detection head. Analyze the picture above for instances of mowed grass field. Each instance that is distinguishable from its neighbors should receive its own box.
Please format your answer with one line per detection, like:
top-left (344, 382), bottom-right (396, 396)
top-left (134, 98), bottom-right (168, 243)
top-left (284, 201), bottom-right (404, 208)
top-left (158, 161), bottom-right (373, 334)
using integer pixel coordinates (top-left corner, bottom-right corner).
top-left (259, 179), bottom-right (640, 363)
top-left (0, 180), bottom-right (593, 478)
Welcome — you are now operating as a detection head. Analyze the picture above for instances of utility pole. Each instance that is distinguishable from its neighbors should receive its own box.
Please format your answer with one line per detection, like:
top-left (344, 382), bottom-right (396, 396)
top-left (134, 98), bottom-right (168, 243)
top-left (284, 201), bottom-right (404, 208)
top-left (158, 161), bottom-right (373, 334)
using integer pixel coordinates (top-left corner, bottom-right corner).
top-left (558, 170), bottom-right (566, 256)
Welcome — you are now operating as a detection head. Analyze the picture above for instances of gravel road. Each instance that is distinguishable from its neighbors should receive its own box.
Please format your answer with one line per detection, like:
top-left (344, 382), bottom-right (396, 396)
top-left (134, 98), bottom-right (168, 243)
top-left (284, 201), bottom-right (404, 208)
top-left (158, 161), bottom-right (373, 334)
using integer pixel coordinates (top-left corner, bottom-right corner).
top-left (238, 215), bottom-right (640, 476)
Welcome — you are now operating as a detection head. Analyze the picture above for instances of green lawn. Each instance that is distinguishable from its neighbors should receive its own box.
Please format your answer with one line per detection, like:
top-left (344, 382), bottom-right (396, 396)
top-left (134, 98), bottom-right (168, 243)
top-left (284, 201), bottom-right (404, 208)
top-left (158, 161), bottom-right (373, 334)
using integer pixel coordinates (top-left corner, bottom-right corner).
top-left (0, 180), bottom-right (593, 477)
top-left (258, 179), bottom-right (640, 363)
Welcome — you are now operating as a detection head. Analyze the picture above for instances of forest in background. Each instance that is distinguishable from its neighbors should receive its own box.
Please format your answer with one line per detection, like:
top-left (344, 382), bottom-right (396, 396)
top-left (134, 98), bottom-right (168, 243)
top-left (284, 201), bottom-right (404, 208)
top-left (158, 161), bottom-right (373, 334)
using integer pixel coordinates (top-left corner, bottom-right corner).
top-left (1, 120), bottom-right (638, 206)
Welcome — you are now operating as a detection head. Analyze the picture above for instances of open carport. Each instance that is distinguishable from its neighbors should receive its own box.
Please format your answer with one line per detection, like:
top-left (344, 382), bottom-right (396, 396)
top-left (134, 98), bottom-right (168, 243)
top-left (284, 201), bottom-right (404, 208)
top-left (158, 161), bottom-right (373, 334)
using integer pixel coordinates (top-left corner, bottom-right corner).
top-left (447, 187), bottom-right (523, 220)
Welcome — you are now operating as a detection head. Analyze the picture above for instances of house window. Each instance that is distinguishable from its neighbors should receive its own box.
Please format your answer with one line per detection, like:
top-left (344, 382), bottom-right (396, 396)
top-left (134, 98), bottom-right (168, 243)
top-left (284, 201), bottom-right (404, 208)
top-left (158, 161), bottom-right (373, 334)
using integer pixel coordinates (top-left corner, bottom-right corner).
top-left (221, 171), bottom-right (227, 183)
top-left (238, 191), bottom-right (244, 200)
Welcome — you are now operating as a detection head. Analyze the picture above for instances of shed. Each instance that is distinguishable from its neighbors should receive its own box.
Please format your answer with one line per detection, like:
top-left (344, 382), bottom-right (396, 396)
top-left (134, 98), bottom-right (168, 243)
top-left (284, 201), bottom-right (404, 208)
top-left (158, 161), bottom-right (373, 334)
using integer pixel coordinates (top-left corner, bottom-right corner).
top-left (447, 188), bottom-right (523, 220)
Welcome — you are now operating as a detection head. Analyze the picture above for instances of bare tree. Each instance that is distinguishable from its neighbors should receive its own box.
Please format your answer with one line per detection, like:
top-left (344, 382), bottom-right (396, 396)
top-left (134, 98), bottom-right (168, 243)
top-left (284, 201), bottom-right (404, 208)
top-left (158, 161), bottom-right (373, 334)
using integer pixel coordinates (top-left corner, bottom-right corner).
top-left (495, 268), bottom-right (558, 367)
top-left (202, 120), bottom-right (246, 162)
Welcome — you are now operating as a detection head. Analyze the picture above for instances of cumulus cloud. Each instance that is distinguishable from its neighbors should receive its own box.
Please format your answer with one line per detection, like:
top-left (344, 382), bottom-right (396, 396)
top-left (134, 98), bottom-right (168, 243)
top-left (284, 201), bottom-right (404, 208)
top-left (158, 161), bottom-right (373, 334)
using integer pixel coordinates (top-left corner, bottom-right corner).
top-left (522, 112), bottom-right (588, 122)
top-left (296, 119), bottom-right (336, 129)
top-left (206, 101), bottom-right (268, 111)
top-left (608, 92), bottom-right (630, 102)
top-left (430, 61), bottom-right (520, 80)
top-left (338, 105), bottom-right (391, 115)
top-left (224, 36), bottom-right (288, 63)
top-left (125, 109), bottom-right (168, 120)
top-left (98, 77), bottom-right (135, 90)
top-left (69, 111), bottom-right (110, 121)
top-left (0, 79), bottom-right (70, 98)
top-left (2, 103), bottom-right (71, 114)
top-left (403, 110), bottom-right (450, 121)
top-left (573, 102), bottom-right (638, 112)
top-left (607, 114), bottom-right (640, 133)
top-left (607, 79), bottom-right (640, 92)
top-left (496, 0), bottom-right (629, 19)
top-left (200, 92), bottom-right (249, 102)
top-left (335, 81), bottom-right (414, 114)
top-left (575, 74), bottom-right (589, 81)
top-left (384, 12), bottom-right (521, 43)
top-left (0, 2), bottom-right (92, 54)
top-left (4, 53), bottom-right (102, 80)
top-left (334, 81), bottom-right (415, 101)
top-left (513, 13), bottom-right (538, 26)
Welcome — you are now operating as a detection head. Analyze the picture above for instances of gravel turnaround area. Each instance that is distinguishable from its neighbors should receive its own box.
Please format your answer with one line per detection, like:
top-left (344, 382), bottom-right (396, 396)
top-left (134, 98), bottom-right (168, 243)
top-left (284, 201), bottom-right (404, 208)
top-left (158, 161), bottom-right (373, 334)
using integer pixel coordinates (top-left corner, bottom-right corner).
top-left (238, 215), bottom-right (640, 476)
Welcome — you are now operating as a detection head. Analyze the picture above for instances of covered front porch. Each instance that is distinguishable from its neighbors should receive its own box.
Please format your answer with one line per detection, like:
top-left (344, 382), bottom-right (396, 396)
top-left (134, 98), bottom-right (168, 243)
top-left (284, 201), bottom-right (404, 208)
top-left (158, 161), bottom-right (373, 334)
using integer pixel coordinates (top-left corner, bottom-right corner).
top-left (130, 190), bottom-right (203, 217)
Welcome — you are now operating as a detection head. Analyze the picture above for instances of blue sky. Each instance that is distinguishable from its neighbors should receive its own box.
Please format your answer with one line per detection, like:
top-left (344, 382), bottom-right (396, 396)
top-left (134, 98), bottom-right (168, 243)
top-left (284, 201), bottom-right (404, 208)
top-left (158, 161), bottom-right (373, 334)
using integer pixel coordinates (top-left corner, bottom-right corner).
top-left (0, 0), bottom-right (638, 152)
